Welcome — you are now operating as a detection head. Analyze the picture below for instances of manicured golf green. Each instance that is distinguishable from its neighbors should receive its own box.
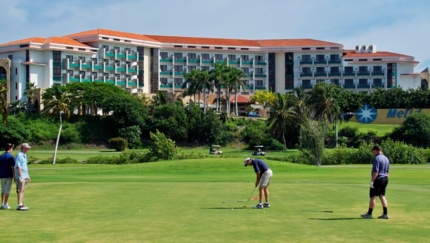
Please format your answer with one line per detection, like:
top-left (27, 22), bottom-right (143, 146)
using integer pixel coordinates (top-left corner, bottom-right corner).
top-left (1, 159), bottom-right (429, 242)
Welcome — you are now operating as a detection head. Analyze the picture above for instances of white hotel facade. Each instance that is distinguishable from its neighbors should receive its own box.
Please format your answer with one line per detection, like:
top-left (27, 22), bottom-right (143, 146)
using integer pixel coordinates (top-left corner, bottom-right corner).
top-left (0, 28), bottom-right (424, 104)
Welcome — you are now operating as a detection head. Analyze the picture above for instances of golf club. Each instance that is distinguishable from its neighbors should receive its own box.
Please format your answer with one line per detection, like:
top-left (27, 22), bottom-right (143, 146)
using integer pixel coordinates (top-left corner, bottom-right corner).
top-left (300, 210), bottom-right (333, 213)
top-left (222, 200), bottom-right (244, 203)
top-left (243, 186), bottom-right (257, 208)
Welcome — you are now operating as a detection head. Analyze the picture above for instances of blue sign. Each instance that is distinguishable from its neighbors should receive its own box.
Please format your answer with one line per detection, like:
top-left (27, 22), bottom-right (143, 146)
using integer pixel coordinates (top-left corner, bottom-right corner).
top-left (356, 104), bottom-right (377, 124)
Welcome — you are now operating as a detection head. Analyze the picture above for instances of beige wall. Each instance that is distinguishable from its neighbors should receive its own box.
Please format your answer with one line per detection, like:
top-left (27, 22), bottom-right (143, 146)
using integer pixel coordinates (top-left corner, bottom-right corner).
top-left (275, 53), bottom-right (285, 93)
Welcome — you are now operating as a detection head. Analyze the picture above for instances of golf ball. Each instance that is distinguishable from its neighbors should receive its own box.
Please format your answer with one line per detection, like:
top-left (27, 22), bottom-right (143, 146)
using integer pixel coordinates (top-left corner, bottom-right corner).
top-left (231, 208), bottom-right (233, 210)
top-left (138, 209), bottom-right (141, 212)
top-left (263, 211), bottom-right (265, 213)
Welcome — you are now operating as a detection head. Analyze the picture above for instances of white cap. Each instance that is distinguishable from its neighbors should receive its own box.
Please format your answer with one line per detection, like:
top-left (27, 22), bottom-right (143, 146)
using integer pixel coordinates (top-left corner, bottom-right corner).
top-left (244, 158), bottom-right (251, 166)
top-left (21, 143), bottom-right (31, 149)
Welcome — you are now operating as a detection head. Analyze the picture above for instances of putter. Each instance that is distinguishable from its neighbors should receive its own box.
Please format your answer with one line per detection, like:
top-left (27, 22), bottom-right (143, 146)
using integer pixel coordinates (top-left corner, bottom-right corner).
top-left (243, 186), bottom-right (257, 208)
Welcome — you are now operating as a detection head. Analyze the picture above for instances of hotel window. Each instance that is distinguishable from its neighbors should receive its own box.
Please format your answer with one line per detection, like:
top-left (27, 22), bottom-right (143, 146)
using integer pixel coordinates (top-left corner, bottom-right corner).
top-left (330, 67), bottom-right (339, 74)
top-left (174, 53), bottom-right (183, 60)
top-left (188, 53), bottom-right (197, 60)
top-left (53, 51), bottom-right (61, 63)
top-left (79, 56), bottom-right (86, 62)
top-left (126, 62), bottom-right (131, 68)
top-left (344, 79), bottom-right (354, 86)
top-left (302, 79), bottom-right (311, 86)
top-left (359, 66), bottom-right (368, 73)
top-left (160, 65), bottom-right (167, 71)
top-left (53, 66), bottom-right (62, 77)
top-left (66, 55), bottom-right (73, 62)
top-left (174, 65), bottom-right (183, 72)
top-left (126, 75), bottom-right (131, 80)
top-left (113, 46), bottom-right (120, 52)
top-left (242, 68), bottom-right (249, 74)
top-left (115, 60), bottom-right (120, 66)
top-left (256, 80), bottom-right (264, 86)
top-left (115, 74), bottom-right (120, 79)
top-left (228, 54), bottom-right (236, 61)
top-left (160, 78), bottom-right (168, 84)
top-left (188, 66), bottom-right (196, 72)
top-left (160, 52), bottom-right (168, 59)
top-left (68, 70), bottom-right (74, 75)
top-left (215, 54), bottom-right (223, 60)
top-left (359, 79), bottom-right (368, 86)
top-left (285, 65), bottom-right (293, 75)
top-left (331, 79), bottom-right (340, 85)
top-left (285, 78), bottom-right (294, 88)
top-left (301, 55), bottom-right (311, 61)
top-left (316, 55), bottom-right (325, 61)
top-left (92, 72), bottom-right (97, 76)
top-left (373, 78), bottom-right (383, 86)
top-left (102, 45), bottom-right (109, 50)
top-left (255, 68), bottom-right (263, 74)
top-left (255, 55), bottom-right (264, 62)
top-left (241, 55), bottom-right (249, 61)
top-left (80, 71), bottom-right (86, 77)
top-left (344, 66), bottom-right (354, 73)
top-left (174, 78), bottom-right (183, 85)
top-left (316, 67), bottom-right (325, 74)
top-left (201, 54), bottom-right (210, 60)
top-left (124, 48), bottom-right (131, 53)
top-left (302, 67), bottom-right (311, 74)
top-left (373, 66), bottom-right (382, 72)
top-left (330, 54), bottom-right (339, 61)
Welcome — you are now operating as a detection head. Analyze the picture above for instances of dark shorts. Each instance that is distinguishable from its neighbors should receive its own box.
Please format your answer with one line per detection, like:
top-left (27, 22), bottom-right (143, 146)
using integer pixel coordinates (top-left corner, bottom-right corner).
top-left (369, 177), bottom-right (388, 197)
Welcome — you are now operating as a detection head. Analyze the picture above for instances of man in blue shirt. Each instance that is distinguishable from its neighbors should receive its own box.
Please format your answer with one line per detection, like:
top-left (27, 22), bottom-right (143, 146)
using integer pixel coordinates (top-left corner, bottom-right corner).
top-left (0, 143), bottom-right (15, 209)
top-left (15, 143), bottom-right (31, 211)
top-left (244, 158), bottom-right (273, 209)
top-left (361, 145), bottom-right (390, 219)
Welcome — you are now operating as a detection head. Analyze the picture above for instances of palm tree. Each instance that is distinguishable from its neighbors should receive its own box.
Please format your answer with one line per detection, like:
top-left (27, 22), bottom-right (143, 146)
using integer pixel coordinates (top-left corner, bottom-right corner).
top-left (8, 100), bottom-right (20, 115)
top-left (0, 79), bottom-right (8, 124)
top-left (41, 85), bottom-right (71, 164)
top-left (228, 67), bottom-right (247, 116)
top-left (209, 62), bottom-right (228, 112)
top-left (24, 82), bottom-right (38, 113)
top-left (183, 69), bottom-right (200, 103)
top-left (197, 70), bottom-right (212, 114)
top-left (266, 93), bottom-right (296, 149)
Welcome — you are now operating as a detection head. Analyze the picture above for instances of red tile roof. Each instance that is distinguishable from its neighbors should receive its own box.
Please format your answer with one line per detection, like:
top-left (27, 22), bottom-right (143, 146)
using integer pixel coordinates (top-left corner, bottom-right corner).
top-left (229, 95), bottom-right (251, 103)
top-left (145, 34), bottom-right (260, 47)
top-left (256, 39), bottom-right (342, 47)
top-left (0, 37), bottom-right (46, 47)
top-left (65, 29), bottom-right (158, 42)
top-left (43, 37), bottom-right (92, 48)
top-left (343, 50), bottom-right (413, 58)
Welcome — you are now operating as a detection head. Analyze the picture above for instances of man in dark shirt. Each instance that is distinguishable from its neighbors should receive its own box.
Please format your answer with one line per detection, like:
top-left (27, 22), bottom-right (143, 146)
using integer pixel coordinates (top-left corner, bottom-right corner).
top-left (361, 145), bottom-right (390, 219)
top-left (0, 143), bottom-right (15, 209)
top-left (244, 158), bottom-right (273, 209)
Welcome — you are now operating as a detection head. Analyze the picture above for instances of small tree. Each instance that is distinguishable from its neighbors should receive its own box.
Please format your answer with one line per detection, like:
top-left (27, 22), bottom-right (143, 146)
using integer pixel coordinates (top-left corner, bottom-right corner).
top-left (389, 113), bottom-right (430, 148)
top-left (148, 130), bottom-right (177, 161)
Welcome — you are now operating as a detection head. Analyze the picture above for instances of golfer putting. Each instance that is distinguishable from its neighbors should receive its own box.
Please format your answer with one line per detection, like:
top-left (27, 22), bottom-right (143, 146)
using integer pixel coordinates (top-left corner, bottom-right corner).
top-left (244, 158), bottom-right (273, 209)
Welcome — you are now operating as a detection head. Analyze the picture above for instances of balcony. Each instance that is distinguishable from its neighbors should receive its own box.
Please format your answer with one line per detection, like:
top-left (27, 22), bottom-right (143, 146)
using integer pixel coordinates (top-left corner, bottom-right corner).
top-left (358, 84), bottom-right (370, 88)
top-left (314, 59), bottom-right (326, 65)
top-left (128, 81), bottom-right (137, 86)
top-left (128, 54), bottom-right (137, 60)
top-left (82, 63), bottom-right (91, 69)
top-left (357, 71), bottom-right (370, 76)
top-left (94, 78), bottom-right (104, 83)
top-left (117, 67), bottom-right (126, 72)
top-left (174, 59), bottom-right (186, 63)
top-left (242, 61), bottom-right (252, 65)
top-left (255, 73), bottom-right (267, 78)
top-left (329, 72), bottom-right (341, 77)
top-left (328, 59), bottom-right (341, 64)
top-left (174, 72), bottom-right (185, 76)
top-left (82, 78), bottom-right (92, 83)
top-left (53, 77), bottom-right (62, 81)
top-left (160, 71), bottom-right (172, 75)
top-left (160, 58), bottom-right (172, 63)
top-left (128, 68), bottom-right (137, 73)
top-left (255, 61), bottom-right (266, 65)
top-left (69, 77), bottom-right (80, 82)
top-left (372, 71), bottom-right (384, 76)
top-left (188, 59), bottom-right (199, 63)
top-left (245, 85), bottom-right (253, 90)
top-left (202, 60), bottom-right (213, 64)
top-left (228, 61), bottom-right (239, 65)
top-left (105, 66), bottom-right (115, 71)
top-left (105, 52), bottom-right (115, 57)
top-left (94, 64), bottom-right (103, 70)
top-left (215, 60), bottom-right (225, 64)
top-left (343, 72), bottom-right (355, 77)
top-left (117, 53), bottom-right (126, 59)
top-left (117, 81), bottom-right (126, 86)
top-left (373, 83), bottom-right (385, 88)
top-left (314, 72), bottom-right (327, 77)
top-left (160, 83), bottom-right (173, 88)
top-left (300, 60), bottom-right (312, 65)
top-left (245, 73), bottom-right (252, 78)
top-left (106, 80), bottom-right (115, 84)
top-left (300, 72), bottom-right (313, 77)
top-left (69, 62), bottom-right (79, 68)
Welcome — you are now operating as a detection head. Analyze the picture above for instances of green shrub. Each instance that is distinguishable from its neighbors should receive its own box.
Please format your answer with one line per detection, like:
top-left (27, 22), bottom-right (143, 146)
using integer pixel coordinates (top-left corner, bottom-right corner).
top-left (108, 137), bottom-right (128, 151)
top-left (148, 130), bottom-right (177, 161)
top-left (38, 156), bottom-right (79, 164)
top-left (60, 124), bottom-right (81, 144)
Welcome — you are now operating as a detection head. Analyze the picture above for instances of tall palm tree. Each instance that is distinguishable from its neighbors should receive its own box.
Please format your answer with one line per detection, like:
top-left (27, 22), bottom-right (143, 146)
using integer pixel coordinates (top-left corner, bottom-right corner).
top-left (228, 67), bottom-right (247, 116)
top-left (209, 62), bottom-right (228, 112)
top-left (24, 82), bottom-right (38, 113)
top-left (183, 69), bottom-right (200, 104)
top-left (8, 100), bottom-right (20, 115)
top-left (198, 70), bottom-right (212, 114)
top-left (266, 93), bottom-right (296, 149)
top-left (41, 85), bottom-right (71, 164)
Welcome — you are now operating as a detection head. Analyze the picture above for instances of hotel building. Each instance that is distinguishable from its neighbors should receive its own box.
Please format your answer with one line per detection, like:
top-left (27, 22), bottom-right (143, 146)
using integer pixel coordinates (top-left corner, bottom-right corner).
top-left (0, 28), bottom-right (424, 104)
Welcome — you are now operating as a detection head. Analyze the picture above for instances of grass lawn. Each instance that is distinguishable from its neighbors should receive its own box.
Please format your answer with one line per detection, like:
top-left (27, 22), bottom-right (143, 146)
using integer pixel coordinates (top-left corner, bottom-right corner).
top-left (339, 121), bottom-right (399, 137)
top-left (1, 159), bottom-right (429, 242)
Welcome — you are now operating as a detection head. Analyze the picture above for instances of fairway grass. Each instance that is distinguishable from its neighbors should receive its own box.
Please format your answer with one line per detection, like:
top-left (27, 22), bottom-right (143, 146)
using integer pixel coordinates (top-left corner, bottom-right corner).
top-left (1, 159), bottom-right (429, 242)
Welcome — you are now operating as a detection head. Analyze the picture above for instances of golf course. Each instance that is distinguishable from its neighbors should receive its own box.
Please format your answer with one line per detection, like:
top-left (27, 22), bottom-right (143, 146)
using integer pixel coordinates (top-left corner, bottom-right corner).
top-left (1, 157), bottom-right (429, 242)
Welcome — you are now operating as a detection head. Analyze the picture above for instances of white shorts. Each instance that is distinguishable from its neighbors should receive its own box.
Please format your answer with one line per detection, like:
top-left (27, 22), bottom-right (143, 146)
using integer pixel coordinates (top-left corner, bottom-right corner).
top-left (259, 169), bottom-right (273, 187)
top-left (16, 178), bottom-right (29, 192)
top-left (1, 178), bottom-right (13, 194)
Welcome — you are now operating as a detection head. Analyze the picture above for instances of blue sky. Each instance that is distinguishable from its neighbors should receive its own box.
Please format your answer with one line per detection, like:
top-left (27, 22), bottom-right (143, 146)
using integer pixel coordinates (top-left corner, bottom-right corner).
top-left (2, 0), bottom-right (429, 71)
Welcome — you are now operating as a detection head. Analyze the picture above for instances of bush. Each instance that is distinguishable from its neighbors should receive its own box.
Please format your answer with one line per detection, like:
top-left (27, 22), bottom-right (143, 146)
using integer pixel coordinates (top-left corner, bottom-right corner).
top-left (148, 130), bottom-right (177, 161)
top-left (108, 137), bottom-right (128, 151)
top-left (119, 126), bottom-right (142, 149)
top-left (38, 156), bottom-right (79, 164)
